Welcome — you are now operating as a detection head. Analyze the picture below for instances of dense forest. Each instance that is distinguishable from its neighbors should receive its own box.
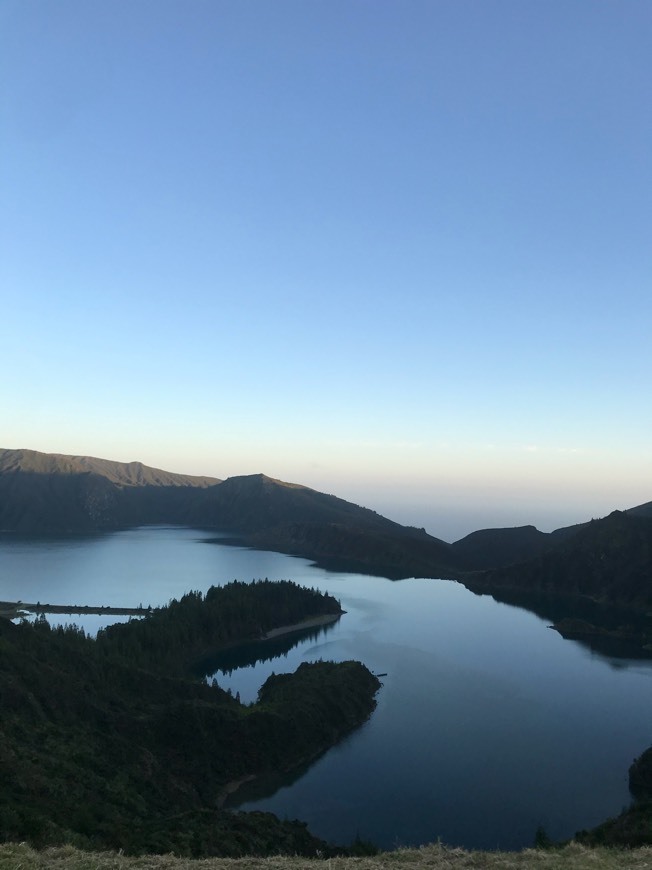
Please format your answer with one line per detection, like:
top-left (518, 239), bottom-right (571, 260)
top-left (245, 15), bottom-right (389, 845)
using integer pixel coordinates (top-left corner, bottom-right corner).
top-left (0, 581), bottom-right (380, 857)
top-left (96, 579), bottom-right (343, 676)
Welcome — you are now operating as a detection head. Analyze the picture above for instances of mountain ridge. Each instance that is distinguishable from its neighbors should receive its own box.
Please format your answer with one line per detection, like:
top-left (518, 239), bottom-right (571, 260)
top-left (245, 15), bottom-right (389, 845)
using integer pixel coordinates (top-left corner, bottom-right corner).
top-left (0, 448), bottom-right (459, 579)
top-left (2, 448), bottom-right (651, 613)
top-left (465, 509), bottom-right (652, 610)
top-left (0, 448), bottom-right (220, 488)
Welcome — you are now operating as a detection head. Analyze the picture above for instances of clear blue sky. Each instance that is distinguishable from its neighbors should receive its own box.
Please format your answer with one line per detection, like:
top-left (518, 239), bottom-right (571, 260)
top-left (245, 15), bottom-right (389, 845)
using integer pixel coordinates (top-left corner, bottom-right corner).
top-left (2, 0), bottom-right (650, 541)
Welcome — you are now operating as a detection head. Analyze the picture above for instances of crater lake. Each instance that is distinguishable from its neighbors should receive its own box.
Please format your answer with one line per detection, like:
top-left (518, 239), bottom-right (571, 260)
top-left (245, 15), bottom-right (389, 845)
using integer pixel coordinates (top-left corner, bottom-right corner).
top-left (1, 525), bottom-right (651, 850)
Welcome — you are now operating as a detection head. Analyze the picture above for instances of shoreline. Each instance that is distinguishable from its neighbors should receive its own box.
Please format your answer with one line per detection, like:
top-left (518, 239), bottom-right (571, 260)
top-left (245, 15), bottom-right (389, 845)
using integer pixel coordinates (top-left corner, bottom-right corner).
top-left (262, 611), bottom-right (343, 640)
top-left (0, 606), bottom-right (344, 633)
top-left (0, 601), bottom-right (154, 620)
top-left (216, 774), bottom-right (257, 808)
top-left (215, 612), bottom-right (346, 809)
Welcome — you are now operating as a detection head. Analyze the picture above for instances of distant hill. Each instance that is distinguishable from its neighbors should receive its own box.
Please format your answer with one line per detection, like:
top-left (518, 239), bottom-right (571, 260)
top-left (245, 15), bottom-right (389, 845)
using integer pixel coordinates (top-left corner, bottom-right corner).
top-left (0, 448), bottom-right (219, 488)
top-left (465, 510), bottom-right (652, 610)
top-left (450, 517), bottom-right (598, 570)
top-left (626, 499), bottom-right (652, 519)
top-left (0, 449), bottom-right (460, 579)
top-left (2, 448), bottom-right (651, 603)
top-left (185, 472), bottom-right (459, 577)
top-left (187, 472), bottom-right (397, 532)
top-left (451, 524), bottom-right (552, 570)
top-left (0, 448), bottom-right (221, 534)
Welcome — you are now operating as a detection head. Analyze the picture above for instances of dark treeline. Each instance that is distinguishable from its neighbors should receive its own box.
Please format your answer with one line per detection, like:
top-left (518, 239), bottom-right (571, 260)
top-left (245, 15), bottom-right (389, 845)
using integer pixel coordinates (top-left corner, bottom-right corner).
top-left (97, 579), bottom-right (343, 676)
top-left (577, 748), bottom-right (652, 847)
top-left (0, 581), bottom-right (379, 857)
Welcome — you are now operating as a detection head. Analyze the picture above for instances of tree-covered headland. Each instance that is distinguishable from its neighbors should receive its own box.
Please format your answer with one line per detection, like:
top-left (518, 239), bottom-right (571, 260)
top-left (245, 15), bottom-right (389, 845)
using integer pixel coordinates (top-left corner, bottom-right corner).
top-left (0, 581), bottom-right (381, 857)
top-left (96, 578), bottom-right (344, 675)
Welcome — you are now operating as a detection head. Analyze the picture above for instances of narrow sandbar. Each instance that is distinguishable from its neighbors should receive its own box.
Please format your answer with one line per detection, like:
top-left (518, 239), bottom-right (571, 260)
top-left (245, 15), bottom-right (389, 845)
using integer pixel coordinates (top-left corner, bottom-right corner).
top-left (262, 611), bottom-right (343, 640)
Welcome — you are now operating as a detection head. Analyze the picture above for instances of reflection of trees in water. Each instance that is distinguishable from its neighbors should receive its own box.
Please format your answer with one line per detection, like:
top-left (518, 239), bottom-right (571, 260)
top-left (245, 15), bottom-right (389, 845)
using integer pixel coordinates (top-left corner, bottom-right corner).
top-left (472, 586), bottom-right (652, 662)
top-left (199, 620), bottom-right (337, 678)
top-left (225, 749), bottom-right (330, 808)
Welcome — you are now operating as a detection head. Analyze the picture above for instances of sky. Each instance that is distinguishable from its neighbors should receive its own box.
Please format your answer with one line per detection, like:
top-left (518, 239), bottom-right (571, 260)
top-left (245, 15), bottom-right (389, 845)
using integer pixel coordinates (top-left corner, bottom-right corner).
top-left (1, 0), bottom-right (651, 542)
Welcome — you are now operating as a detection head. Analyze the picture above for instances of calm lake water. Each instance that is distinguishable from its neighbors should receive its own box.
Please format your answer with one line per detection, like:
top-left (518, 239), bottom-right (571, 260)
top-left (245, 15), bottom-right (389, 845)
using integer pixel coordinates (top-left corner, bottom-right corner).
top-left (2, 525), bottom-right (651, 851)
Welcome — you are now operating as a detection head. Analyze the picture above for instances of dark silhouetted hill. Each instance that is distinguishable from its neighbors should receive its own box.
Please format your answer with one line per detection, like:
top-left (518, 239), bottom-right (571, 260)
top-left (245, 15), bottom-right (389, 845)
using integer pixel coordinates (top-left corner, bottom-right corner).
top-left (0, 448), bottom-right (220, 533)
top-left (465, 511), bottom-right (652, 610)
top-left (3, 448), bottom-right (651, 597)
top-left (187, 473), bottom-right (459, 577)
top-left (626, 499), bottom-right (652, 520)
top-left (188, 472), bottom-right (397, 532)
top-left (0, 450), bottom-right (460, 579)
top-left (451, 524), bottom-right (551, 570)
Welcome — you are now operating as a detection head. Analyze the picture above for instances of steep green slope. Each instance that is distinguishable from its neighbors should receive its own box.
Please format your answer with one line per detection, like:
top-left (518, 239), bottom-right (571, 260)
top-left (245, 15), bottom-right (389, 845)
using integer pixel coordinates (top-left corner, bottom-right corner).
top-left (0, 449), bottom-right (220, 488)
top-left (0, 449), bottom-right (219, 533)
top-left (0, 469), bottom-right (121, 532)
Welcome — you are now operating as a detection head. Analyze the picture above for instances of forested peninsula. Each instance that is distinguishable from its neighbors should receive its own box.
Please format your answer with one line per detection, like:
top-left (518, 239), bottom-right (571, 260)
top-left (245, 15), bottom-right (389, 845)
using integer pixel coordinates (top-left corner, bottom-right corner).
top-left (0, 581), bottom-right (381, 857)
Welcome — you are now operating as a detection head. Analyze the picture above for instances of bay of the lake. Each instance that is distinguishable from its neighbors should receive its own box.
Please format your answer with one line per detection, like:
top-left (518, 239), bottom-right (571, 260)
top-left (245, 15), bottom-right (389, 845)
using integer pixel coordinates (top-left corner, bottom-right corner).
top-left (1, 525), bottom-right (651, 851)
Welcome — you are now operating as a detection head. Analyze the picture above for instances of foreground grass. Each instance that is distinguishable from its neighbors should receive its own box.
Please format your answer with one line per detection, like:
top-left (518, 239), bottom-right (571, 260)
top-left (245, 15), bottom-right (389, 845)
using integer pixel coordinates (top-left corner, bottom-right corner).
top-left (2, 843), bottom-right (652, 870)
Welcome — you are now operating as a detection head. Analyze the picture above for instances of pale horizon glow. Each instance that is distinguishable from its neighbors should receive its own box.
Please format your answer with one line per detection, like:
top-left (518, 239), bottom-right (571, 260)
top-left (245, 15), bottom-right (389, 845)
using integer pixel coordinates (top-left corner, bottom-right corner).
top-left (2, 1), bottom-right (651, 542)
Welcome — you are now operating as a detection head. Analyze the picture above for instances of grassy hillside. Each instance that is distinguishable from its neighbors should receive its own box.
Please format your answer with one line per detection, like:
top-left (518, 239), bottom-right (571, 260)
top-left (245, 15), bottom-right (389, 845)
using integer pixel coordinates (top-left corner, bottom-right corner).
top-left (0, 448), bottom-right (220, 487)
top-left (0, 469), bottom-right (122, 531)
top-left (0, 449), bottom-right (219, 532)
top-left (2, 841), bottom-right (652, 870)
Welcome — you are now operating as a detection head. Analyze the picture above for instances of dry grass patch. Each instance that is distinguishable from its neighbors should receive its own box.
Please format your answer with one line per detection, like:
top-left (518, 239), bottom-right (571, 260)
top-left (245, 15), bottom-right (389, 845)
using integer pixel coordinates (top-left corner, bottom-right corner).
top-left (2, 843), bottom-right (652, 870)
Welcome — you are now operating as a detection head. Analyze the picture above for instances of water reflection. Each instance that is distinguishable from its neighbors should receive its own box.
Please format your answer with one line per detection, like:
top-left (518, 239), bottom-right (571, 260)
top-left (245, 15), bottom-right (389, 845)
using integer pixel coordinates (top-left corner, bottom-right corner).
top-left (198, 620), bottom-right (339, 678)
top-left (468, 586), bottom-right (652, 660)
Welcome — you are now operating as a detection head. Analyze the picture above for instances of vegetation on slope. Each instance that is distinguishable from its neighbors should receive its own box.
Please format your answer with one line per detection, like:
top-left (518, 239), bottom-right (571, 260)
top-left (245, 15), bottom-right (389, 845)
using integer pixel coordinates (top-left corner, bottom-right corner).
top-left (451, 525), bottom-right (552, 570)
top-left (5, 448), bottom-right (652, 602)
top-left (96, 579), bottom-right (343, 676)
top-left (576, 747), bottom-right (652, 847)
top-left (0, 449), bottom-right (220, 488)
top-left (245, 519), bottom-right (459, 579)
top-left (0, 450), bottom-right (459, 578)
top-left (465, 511), bottom-right (652, 610)
top-left (0, 583), bottom-right (380, 857)
top-left (2, 841), bottom-right (652, 870)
